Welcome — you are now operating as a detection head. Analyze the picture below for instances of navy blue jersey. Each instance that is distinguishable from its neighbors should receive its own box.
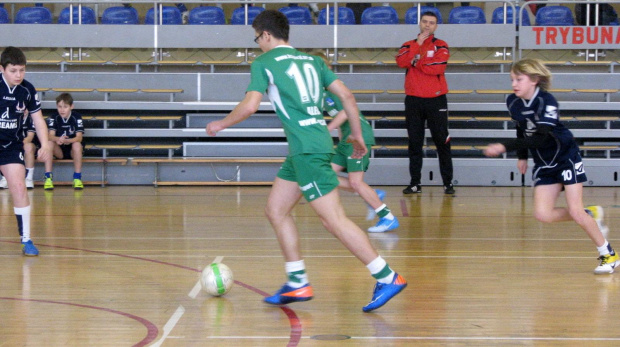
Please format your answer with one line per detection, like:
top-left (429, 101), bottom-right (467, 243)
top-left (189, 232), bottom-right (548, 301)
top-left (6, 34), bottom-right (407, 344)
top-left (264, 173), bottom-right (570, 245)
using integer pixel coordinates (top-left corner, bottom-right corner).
top-left (506, 88), bottom-right (579, 169)
top-left (47, 111), bottom-right (84, 139)
top-left (0, 75), bottom-right (41, 147)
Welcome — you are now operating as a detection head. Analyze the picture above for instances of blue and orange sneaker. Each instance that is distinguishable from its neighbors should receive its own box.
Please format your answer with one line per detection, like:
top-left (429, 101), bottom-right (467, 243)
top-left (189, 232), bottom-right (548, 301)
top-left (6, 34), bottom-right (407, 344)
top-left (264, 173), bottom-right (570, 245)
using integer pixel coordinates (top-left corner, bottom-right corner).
top-left (21, 240), bottom-right (39, 257)
top-left (264, 283), bottom-right (314, 305)
top-left (362, 273), bottom-right (407, 312)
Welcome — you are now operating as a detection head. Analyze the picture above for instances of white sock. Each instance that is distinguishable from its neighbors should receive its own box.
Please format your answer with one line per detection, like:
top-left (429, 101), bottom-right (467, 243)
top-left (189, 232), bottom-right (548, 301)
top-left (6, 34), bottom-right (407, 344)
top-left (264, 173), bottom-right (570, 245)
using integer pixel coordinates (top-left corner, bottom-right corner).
top-left (15, 206), bottom-right (31, 242)
top-left (285, 260), bottom-right (309, 288)
top-left (375, 204), bottom-right (395, 220)
top-left (26, 168), bottom-right (34, 180)
top-left (597, 241), bottom-right (611, 256)
top-left (366, 256), bottom-right (395, 284)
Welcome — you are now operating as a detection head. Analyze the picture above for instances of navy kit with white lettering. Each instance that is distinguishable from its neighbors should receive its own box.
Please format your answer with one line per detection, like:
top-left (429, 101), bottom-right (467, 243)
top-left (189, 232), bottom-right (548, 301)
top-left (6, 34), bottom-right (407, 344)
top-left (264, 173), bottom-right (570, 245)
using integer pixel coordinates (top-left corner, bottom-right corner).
top-left (47, 111), bottom-right (84, 159)
top-left (506, 88), bottom-right (585, 186)
top-left (0, 75), bottom-right (41, 165)
top-left (47, 111), bottom-right (84, 140)
top-left (0, 75), bottom-right (40, 147)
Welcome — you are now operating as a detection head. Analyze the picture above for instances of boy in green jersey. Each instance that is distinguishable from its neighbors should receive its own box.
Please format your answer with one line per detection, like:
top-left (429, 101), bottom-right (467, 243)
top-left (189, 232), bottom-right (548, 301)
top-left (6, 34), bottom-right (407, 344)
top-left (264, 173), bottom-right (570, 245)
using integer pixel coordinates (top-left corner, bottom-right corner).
top-left (206, 10), bottom-right (406, 312)
top-left (315, 52), bottom-right (399, 233)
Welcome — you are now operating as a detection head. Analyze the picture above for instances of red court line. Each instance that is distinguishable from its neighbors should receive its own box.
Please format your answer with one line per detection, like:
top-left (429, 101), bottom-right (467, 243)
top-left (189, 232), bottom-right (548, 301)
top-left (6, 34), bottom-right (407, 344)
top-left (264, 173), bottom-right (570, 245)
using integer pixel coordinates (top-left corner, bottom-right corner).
top-left (0, 297), bottom-right (158, 347)
top-left (400, 199), bottom-right (409, 217)
top-left (1, 240), bottom-right (303, 346)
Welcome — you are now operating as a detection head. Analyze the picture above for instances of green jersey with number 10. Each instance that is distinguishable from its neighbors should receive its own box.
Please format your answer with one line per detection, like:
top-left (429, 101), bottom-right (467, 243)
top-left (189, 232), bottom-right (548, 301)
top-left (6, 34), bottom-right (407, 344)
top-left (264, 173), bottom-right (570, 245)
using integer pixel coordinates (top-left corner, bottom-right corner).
top-left (247, 46), bottom-right (337, 156)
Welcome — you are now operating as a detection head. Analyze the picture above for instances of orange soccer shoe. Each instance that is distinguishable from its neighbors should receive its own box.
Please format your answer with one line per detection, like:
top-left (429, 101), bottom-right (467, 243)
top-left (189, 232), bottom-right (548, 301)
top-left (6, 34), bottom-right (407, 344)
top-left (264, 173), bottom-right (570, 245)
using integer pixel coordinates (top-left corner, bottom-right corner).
top-left (264, 283), bottom-right (314, 305)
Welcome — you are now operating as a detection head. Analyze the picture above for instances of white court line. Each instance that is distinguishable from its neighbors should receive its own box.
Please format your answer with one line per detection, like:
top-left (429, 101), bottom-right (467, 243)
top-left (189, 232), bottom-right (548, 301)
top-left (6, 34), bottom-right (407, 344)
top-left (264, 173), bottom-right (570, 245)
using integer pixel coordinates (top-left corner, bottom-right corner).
top-left (150, 305), bottom-right (185, 347)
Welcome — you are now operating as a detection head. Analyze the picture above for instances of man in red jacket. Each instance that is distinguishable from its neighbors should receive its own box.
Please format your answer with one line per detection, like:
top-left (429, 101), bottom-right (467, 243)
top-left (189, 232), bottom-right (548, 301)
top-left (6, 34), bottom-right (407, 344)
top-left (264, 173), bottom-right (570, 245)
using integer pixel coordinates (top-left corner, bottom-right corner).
top-left (396, 11), bottom-right (454, 195)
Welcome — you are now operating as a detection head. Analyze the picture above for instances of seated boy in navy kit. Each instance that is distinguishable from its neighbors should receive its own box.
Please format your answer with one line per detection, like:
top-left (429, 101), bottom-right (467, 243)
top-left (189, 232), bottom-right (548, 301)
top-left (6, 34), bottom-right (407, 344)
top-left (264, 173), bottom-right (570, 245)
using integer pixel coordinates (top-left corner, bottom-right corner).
top-left (43, 93), bottom-right (85, 190)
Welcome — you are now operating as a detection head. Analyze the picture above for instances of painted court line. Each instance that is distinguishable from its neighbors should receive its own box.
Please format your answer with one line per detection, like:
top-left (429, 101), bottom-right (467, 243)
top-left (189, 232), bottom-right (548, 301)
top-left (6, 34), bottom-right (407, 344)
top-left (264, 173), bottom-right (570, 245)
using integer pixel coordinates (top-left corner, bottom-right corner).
top-left (150, 305), bottom-right (186, 347)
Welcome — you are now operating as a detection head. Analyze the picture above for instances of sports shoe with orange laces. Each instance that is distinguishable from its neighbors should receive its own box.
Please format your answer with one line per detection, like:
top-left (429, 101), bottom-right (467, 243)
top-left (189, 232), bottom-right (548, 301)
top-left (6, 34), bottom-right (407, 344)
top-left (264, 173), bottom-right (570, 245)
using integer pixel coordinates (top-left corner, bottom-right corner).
top-left (264, 283), bottom-right (314, 305)
top-left (363, 273), bottom-right (407, 312)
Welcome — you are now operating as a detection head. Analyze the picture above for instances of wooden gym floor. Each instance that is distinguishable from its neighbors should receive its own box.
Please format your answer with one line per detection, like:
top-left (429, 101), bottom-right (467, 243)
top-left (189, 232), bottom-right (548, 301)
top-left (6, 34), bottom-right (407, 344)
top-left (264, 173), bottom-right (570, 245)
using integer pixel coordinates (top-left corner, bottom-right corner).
top-left (0, 185), bottom-right (619, 346)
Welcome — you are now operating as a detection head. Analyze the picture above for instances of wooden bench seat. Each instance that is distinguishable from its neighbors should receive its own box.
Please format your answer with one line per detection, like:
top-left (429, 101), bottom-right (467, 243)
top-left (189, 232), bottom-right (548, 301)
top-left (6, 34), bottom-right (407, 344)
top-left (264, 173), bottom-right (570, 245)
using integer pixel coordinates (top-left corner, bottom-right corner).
top-left (476, 89), bottom-right (513, 94)
top-left (85, 144), bottom-right (181, 159)
top-left (385, 89), bottom-right (474, 95)
top-left (51, 88), bottom-right (96, 93)
top-left (130, 157), bottom-right (285, 186)
top-left (472, 60), bottom-right (511, 64)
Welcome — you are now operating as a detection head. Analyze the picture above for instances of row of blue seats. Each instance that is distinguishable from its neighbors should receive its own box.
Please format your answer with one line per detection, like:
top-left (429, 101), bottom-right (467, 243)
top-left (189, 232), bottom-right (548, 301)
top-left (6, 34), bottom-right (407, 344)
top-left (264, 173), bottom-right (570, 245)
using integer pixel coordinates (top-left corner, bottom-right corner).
top-left (0, 4), bottom-right (610, 26)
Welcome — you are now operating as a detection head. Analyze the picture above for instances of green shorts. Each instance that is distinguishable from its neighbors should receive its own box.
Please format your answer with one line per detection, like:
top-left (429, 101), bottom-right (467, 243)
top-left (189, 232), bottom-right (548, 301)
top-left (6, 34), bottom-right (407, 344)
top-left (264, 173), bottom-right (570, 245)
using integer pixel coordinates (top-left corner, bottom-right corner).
top-left (331, 143), bottom-right (370, 173)
top-left (277, 153), bottom-right (339, 202)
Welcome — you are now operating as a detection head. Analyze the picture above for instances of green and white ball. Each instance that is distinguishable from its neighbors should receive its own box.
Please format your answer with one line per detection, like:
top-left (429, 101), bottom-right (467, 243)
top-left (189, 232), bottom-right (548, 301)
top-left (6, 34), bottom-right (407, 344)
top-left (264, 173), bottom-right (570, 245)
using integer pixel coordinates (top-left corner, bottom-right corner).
top-left (201, 263), bottom-right (234, 296)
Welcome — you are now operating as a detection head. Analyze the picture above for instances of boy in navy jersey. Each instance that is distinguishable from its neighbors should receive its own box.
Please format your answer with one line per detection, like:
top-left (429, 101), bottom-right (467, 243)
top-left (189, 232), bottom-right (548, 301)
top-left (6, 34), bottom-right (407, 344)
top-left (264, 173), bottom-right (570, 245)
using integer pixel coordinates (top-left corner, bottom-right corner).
top-left (484, 59), bottom-right (618, 274)
top-left (0, 46), bottom-right (51, 256)
top-left (43, 93), bottom-right (84, 190)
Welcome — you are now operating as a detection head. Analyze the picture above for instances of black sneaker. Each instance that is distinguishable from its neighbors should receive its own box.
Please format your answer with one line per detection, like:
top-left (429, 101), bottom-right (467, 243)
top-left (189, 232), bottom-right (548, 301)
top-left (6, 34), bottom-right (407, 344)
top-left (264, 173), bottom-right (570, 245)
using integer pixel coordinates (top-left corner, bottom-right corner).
top-left (444, 184), bottom-right (455, 195)
top-left (403, 184), bottom-right (421, 194)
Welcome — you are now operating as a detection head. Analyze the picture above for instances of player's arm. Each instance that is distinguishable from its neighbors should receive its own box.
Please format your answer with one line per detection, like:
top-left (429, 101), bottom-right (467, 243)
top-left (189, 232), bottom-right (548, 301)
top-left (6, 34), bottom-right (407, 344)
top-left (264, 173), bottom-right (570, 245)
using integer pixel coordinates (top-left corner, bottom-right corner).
top-left (48, 129), bottom-right (60, 143)
top-left (501, 124), bottom-right (553, 152)
top-left (395, 40), bottom-right (420, 68)
top-left (326, 109), bottom-right (348, 132)
top-left (23, 131), bottom-right (34, 144)
top-left (64, 132), bottom-right (83, 144)
top-left (206, 91), bottom-right (262, 136)
top-left (30, 110), bottom-right (51, 162)
top-left (326, 80), bottom-right (367, 158)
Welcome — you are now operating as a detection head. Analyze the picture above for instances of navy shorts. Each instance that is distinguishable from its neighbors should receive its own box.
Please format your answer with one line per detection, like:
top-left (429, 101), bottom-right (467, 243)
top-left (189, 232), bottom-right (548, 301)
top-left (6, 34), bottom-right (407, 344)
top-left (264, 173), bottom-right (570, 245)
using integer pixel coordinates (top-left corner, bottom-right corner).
top-left (0, 143), bottom-right (25, 166)
top-left (533, 152), bottom-right (587, 186)
top-left (57, 142), bottom-right (84, 160)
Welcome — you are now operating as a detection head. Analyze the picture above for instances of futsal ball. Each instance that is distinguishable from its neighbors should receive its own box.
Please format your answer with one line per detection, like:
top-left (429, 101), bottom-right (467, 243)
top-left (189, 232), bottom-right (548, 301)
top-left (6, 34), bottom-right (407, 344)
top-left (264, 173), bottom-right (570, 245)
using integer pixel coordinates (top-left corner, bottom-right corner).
top-left (201, 263), bottom-right (234, 296)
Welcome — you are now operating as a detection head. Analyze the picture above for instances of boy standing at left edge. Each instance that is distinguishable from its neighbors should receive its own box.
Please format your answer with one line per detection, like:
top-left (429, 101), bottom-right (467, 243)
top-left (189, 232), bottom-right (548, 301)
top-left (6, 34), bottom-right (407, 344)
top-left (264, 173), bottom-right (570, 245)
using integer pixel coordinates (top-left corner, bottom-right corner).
top-left (0, 46), bottom-right (51, 256)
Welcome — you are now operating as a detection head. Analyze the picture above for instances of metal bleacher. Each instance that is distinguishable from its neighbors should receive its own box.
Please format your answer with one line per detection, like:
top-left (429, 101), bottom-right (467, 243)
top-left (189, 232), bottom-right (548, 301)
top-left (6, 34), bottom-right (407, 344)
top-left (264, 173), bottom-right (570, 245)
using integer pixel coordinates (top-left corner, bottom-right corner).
top-left (1, 0), bottom-right (619, 186)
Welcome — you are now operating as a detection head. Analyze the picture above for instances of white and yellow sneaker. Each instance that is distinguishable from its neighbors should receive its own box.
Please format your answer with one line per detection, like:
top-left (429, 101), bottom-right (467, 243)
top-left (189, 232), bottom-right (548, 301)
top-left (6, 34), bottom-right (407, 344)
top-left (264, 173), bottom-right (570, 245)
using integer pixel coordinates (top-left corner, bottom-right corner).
top-left (585, 205), bottom-right (609, 239)
top-left (594, 253), bottom-right (619, 274)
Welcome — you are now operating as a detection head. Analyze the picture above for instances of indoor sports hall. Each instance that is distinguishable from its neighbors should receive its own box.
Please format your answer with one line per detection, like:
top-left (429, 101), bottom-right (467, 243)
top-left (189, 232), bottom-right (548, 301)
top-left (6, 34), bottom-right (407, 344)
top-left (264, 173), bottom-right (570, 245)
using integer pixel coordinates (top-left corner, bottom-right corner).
top-left (0, 0), bottom-right (619, 346)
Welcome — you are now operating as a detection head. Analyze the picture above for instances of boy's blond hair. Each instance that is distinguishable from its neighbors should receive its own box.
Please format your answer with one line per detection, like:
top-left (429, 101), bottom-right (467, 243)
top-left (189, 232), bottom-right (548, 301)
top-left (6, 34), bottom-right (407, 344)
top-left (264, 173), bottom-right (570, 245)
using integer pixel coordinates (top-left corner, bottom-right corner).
top-left (511, 59), bottom-right (552, 91)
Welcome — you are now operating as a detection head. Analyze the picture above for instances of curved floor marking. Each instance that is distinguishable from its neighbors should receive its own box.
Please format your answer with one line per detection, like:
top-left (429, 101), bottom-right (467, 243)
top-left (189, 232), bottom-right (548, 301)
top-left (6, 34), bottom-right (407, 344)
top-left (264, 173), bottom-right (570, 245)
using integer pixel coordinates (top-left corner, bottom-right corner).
top-left (0, 297), bottom-right (158, 347)
top-left (1, 240), bottom-right (303, 346)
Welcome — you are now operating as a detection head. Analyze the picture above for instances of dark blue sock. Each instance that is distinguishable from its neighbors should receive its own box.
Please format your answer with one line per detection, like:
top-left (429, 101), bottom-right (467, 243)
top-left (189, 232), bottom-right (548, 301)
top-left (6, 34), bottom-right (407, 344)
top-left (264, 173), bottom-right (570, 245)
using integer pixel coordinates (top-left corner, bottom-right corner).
top-left (73, 172), bottom-right (82, 180)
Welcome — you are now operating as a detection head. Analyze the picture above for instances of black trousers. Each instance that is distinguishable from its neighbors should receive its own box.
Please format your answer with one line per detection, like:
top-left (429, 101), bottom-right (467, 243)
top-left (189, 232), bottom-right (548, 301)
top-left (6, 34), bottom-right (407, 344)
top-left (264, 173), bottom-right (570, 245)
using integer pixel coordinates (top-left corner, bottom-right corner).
top-left (404, 94), bottom-right (453, 186)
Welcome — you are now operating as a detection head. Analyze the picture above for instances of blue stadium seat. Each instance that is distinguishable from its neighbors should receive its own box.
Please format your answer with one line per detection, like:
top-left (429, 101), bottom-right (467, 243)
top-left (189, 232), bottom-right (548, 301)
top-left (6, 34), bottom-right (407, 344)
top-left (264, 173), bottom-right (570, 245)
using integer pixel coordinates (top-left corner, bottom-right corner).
top-left (15, 7), bottom-right (52, 24)
top-left (101, 6), bottom-right (139, 24)
top-left (58, 6), bottom-right (96, 24)
top-left (492, 6), bottom-right (530, 26)
top-left (536, 6), bottom-right (574, 26)
top-left (318, 7), bottom-right (356, 25)
top-left (188, 6), bottom-right (226, 25)
top-left (231, 6), bottom-right (264, 25)
top-left (146, 6), bottom-right (183, 25)
top-left (405, 6), bottom-right (443, 24)
top-left (449, 6), bottom-right (486, 24)
top-left (361, 6), bottom-right (399, 25)
top-left (0, 7), bottom-right (9, 24)
top-left (279, 6), bottom-right (313, 25)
